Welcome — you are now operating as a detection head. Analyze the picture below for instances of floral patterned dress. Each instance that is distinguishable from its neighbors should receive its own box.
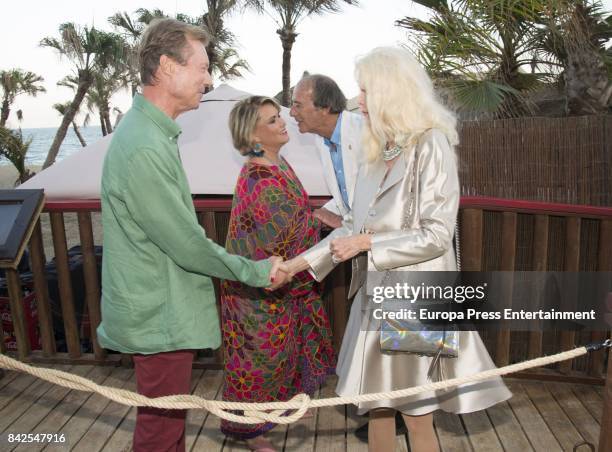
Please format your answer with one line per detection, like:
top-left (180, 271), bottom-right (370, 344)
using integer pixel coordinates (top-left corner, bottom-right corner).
top-left (220, 157), bottom-right (336, 439)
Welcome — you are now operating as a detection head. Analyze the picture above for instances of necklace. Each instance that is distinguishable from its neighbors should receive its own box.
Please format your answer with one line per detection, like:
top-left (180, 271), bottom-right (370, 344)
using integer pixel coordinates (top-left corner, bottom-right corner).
top-left (383, 143), bottom-right (403, 161)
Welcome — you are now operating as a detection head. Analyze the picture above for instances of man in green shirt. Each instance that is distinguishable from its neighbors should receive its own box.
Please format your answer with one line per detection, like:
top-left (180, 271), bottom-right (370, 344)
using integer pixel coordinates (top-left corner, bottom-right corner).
top-left (97, 18), bottom-right (288, 451)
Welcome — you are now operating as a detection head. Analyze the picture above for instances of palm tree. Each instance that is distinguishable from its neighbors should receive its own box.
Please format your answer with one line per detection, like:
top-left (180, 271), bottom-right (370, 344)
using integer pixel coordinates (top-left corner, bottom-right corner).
top-left (0, 69), bottom-right (46, 127)
top-left (249, 0), bottom-right (358, 106)
top-left (397, 0), bottom-right (612, 118)
top-left (87, 75), bottom-right (114, 135)
top-left (108, 10), bottom-right (156, 96)
top-left (59, 64), bottom-right (126, 137)
top-left (198, 1), bottom-right (251, 80)
top-left (112, 107), bottom-right (124, 129)
top-left (397, 0), bottom-right (557, 118)
top-left (52, 101), bottom-right (88, 147)
top-left (87, 69), bottom-right (126, 135)
top-left (0, 126), bottom-right (34, 184)
top-left (40, 23), bottom-right (126, 168)
top-left (109, 4), bottom-right (249, 85)
top-left (538, 0), bottom-right (612, 115)
top-left (214, 47), bottom-right (250, 80)
top-left (173, 5), bottom-right (251, 80)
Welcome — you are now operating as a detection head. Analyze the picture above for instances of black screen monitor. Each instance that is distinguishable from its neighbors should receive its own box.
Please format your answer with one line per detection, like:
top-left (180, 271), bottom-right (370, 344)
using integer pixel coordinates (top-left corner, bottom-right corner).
top-left (0, 189), bottom-right (45, 269)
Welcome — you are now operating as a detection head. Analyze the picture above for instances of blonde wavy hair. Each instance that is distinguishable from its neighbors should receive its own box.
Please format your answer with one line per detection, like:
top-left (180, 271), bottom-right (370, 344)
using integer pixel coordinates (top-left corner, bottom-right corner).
top-left (355, 47), bottom-right (459, 162)
top-left (229, 96), bottom-right (280, 155)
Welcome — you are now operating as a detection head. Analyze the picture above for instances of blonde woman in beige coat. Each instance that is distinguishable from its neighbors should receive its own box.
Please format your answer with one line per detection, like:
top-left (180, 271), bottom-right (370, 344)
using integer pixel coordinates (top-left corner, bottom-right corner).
top-left (286, 47), bottom-right (511, 452)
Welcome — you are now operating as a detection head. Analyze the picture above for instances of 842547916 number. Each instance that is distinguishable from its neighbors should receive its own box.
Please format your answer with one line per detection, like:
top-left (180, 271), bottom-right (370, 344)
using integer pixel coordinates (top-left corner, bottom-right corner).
top-left (4, 433), bottom-right (66, 444)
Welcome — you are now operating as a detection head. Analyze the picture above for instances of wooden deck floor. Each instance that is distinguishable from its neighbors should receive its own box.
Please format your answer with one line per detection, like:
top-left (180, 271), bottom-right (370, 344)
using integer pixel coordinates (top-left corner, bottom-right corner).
top-left (0, 365), bottom-right (604, 451)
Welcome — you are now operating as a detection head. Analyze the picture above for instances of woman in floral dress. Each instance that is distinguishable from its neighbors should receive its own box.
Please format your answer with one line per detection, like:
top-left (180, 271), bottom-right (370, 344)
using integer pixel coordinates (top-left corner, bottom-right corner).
top-left (220, 96), bottom-right (335, 451)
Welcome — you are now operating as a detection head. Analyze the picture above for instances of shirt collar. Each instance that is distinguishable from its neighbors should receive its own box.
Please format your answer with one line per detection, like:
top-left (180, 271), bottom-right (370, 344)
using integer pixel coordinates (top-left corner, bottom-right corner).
top-left (132, 94), bottom-right (182, 140)
top-left (323, 112), bottom-right (343, 148)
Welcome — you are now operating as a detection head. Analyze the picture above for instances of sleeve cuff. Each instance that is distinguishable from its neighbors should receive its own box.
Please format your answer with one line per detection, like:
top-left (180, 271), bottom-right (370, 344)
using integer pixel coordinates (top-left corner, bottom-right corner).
top-left (369, 231), bottom-right (407, 271)
top-left (257, 259), bottom-right (273, 287)
top-left (307, 252), bottom-right (336, 281)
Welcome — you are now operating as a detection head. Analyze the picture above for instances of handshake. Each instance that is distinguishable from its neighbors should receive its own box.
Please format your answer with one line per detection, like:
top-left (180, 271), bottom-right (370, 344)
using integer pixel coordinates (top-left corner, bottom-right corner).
top-left (264, 234), bottom-right (370, 290)
top-left (266, 256), bottom-right (309, 291)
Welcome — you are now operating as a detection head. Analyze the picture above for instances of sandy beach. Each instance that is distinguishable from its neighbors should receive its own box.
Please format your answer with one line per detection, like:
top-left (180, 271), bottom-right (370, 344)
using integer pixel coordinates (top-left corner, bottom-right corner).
top-left (0, 164), bottom-right (33, 189)
top-left (1, 164), bottom-right (103, 260)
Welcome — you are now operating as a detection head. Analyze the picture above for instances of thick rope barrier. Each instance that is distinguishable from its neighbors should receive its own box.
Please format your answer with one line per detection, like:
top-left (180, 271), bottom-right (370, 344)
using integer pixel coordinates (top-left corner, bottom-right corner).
top-left (0, 342), bottom-right (608, 425)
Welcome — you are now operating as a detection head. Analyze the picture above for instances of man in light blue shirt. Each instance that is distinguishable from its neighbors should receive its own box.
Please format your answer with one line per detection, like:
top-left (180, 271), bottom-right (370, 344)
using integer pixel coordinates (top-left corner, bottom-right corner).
top-left (324, 113), bottom-right (350, 209)
top-left (290, 74), bottom-right (362, 228)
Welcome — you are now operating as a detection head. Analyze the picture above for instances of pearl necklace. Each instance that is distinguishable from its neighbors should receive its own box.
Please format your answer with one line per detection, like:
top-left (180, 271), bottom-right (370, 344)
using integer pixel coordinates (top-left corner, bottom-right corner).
top-left (382, 143), bottom-right (403, 161)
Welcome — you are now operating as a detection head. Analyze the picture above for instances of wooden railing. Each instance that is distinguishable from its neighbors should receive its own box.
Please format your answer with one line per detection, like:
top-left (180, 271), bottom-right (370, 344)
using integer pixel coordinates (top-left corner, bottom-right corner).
top-left (1, 196), bottom-right (610, 381)
top-left (460, 197), bottom-right (611, 382)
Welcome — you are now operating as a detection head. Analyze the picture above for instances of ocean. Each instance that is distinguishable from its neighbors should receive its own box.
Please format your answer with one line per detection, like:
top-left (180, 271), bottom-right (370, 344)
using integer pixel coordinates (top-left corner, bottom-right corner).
top-left (0, 126), bottom-right (104, 167)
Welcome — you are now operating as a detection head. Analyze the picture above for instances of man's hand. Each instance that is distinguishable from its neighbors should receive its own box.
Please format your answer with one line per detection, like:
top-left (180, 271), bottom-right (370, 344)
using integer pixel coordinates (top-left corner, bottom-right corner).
top-left (329, 234), bottom-right (371, 263)
top-left (267, 256), bottom-right (292, 290)
top-left (313, 208), bottom-right (343, 229)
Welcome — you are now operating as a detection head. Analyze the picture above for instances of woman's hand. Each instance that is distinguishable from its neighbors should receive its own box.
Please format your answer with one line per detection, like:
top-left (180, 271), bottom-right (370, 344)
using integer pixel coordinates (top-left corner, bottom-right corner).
top-left (284, 256), bottom-right (310, 276)
top-left (329, 234), bottom-right (371, 263)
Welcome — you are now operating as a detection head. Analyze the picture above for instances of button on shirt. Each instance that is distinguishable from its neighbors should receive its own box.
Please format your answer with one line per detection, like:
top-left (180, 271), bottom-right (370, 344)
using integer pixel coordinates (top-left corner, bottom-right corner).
top-left (324, 112), bottom-right (350, 209)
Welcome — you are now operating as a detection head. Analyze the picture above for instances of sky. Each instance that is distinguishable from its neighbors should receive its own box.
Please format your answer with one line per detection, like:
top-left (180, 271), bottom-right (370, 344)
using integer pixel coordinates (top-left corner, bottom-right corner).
top-left (1, 0), bottom-right (430, 128)
top-left (2, 1), bottom-right (612, 128)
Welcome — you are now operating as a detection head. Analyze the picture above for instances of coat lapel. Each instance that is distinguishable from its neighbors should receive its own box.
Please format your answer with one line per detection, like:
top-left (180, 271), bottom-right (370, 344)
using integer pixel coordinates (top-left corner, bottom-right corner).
top-left (352, 159), bottom-right (386, 232)
top-left (374, 151), bottom-right (409, 202)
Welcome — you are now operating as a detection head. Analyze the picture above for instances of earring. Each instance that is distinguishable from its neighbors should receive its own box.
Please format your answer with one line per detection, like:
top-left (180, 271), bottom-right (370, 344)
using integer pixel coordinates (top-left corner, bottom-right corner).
top-left (251, 143), bottom-right (264, 157)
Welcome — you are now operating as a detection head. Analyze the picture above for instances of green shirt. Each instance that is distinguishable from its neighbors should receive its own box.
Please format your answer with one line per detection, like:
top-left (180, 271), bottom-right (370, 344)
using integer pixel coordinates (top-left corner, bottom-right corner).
top-left (97, 94), bottom-right (271, 354)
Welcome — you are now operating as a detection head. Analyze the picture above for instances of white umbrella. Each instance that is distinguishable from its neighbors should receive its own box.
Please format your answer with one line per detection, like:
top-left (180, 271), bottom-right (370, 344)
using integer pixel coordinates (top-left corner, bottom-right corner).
top-left (19, 84), bottom-right (329, 199)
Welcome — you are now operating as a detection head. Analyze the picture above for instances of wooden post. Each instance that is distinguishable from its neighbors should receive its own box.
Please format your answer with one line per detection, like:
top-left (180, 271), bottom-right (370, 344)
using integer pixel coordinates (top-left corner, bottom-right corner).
top-left (559, 217), bottom-right (580, 373)
top-left (528, 215), bottom-right (548, 359)
top-left (330, 263), bottom-right (348, 352)
top-left (28, 218), bottom-right (56, 356)
top-left (599, 347), bottom-right (612, 452)
top-left (590, 219), bottom-right (612, 377)
top-left (460, 209), bottom-right (483, 271)
top-left (497, 212), bottom-right (517, 367)
top-left (201, 211), bottom-right (223, 366)
top-left (0, 314), bottom-right (5, 354)
top-left (49, 212), bottom-right (81, 358)
top-left (77, 212), bottom-right (105, 361)
top-left (0, 281), bottom-right (6, 354)
top-left (6, 269), bottom-right (31, 360)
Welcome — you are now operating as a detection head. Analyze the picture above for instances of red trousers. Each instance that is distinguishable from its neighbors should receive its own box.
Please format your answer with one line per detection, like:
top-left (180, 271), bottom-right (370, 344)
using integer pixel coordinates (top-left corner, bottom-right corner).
top-left (133, 350), bottom-right (194, 452)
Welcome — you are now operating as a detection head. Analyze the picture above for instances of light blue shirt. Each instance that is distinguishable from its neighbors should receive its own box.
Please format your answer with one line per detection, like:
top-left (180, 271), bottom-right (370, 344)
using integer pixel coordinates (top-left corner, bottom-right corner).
top-left (323, 112), bottom-right (349, 209)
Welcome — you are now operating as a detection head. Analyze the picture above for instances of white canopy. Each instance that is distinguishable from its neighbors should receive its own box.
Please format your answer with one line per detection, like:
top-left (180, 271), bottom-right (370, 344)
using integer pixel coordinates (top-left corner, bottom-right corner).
top-left (20, 84), bottom-right (330, 199)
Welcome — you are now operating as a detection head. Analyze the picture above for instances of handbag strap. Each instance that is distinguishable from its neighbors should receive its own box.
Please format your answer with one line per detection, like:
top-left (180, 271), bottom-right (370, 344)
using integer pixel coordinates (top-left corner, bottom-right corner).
top-left (455, 220), bottom-right (461, 271)
top-left (401, 137), bottom-right (421, 230)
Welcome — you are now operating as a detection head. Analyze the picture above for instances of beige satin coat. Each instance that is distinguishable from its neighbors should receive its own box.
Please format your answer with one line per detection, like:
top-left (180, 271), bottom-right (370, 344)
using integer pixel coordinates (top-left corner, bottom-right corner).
top-left (300, 128), bottom-right (511, 415)
top-left (303, 128), bottom-right (458, 292)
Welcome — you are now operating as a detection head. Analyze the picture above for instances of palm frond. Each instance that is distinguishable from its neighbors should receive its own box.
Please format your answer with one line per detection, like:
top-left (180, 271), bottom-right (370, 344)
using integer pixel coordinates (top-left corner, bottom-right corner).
top-left (108, 12), bottom-right (143, 40)
top-left (444, 77), bottom-right (521, 113)
top-left (410, 0), bottom-right (449, 13)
